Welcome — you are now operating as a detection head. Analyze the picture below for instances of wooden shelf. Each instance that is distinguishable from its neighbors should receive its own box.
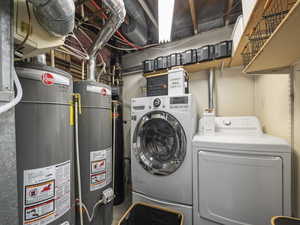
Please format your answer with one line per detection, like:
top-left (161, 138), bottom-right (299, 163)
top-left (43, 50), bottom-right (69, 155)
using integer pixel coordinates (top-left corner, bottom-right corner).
top-left (144, 57), bottom-right (231, 77)
top-left (230, 0), bottom-right (268, 66)
top-left (184, 57), bottom-right (231, 73)
top-left (243, 0), bottom-right (300, 73)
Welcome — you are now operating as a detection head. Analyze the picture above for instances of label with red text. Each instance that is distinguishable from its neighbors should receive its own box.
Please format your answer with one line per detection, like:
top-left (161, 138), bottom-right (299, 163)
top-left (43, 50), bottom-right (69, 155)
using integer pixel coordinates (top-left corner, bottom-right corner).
top-left (23, 161), bottom-right (71, 225)
top-left (90, 147), bottom-right (112, 191)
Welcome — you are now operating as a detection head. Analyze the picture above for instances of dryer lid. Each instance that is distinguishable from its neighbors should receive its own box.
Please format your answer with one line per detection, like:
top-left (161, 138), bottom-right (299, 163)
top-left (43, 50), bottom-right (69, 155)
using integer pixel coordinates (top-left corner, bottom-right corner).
top-left (193, 134), bottom-right (291, 153)
top-left (194, 117), bottom-right (290, 153)
top-left (200, 116), bottom-right (263, 136)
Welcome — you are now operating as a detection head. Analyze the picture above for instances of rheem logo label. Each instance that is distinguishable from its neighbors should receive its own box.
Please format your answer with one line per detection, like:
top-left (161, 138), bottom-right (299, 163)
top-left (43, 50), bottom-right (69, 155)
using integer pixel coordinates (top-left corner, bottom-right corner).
top-left (100, 88), bottom-right (107, 96)
top-left (42, 73), bottom-right (55, 86)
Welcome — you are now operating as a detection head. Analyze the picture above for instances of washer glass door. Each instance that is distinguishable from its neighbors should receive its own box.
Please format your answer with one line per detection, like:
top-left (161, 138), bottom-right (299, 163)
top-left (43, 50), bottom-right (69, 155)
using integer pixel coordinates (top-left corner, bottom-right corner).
top-left (133, 111), bottom-right (187, 176)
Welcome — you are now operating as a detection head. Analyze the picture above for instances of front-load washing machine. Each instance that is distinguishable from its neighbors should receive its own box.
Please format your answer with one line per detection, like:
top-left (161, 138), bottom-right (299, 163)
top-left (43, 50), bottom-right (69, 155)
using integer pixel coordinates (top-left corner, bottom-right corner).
top-left (131, 94), bottom-right (197, 225)
top-left (193, 116), bottom-right (292, 225)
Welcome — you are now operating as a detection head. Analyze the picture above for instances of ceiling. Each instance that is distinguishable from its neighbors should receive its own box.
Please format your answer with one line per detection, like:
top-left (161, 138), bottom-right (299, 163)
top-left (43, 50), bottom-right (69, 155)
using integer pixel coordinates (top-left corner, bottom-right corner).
top-left (143, 0), bottom-right (242, 42)
top-left (68, 0), bottom-right (242, 66)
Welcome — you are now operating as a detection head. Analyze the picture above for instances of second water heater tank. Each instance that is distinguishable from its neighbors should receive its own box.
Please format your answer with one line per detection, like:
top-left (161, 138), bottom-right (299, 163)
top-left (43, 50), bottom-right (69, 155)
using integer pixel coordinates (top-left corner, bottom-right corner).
top-left (74, 81), bottom-right (113, 225)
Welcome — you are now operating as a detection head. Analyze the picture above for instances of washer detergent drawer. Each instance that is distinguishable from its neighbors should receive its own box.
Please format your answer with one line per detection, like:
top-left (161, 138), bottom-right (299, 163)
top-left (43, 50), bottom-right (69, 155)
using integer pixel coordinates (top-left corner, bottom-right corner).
top-left (197, 151), bottom-right (283, 225)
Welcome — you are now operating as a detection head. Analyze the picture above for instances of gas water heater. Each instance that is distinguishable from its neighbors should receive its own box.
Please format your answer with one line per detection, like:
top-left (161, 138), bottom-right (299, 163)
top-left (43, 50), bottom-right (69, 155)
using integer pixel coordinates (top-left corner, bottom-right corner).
top-left (15, 63), bottom-right (75, 225)
top-left (74, 81), bottom-right (114, 225)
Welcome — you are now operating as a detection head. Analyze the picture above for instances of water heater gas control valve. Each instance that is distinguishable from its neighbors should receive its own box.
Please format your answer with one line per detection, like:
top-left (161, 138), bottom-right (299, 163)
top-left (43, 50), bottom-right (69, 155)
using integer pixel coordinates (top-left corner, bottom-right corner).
top-left (102, 188), bottom-right (114, 204)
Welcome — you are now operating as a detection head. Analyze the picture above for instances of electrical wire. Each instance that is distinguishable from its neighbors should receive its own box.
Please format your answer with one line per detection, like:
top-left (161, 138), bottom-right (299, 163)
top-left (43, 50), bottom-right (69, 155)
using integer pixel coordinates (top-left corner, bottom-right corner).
top-left (16, 0), bottom-right (31, 51)
top-left (68, 33), bottom-right (89, 55)
top-left (77, 27), bottom-right (93, 43)
top-left (106, 43), bottom-right (137, 51)
top-left (78, 20), bottom-right (159, 50)
top-left (63, 45), bottom-right (88, 58)
top-left (56, 48), bottom-right (88, 60)
top-left (76, 198), bottom-right (104, 223)
top-left (89, 0), bottom-right (142, 49)
top-left (78, 22), bottom-right (133, 47)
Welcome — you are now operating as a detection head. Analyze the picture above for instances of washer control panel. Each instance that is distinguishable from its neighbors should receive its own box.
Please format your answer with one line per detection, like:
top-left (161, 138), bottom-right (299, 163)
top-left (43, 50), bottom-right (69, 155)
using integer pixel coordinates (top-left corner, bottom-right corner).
top-left (131, 94), bottom-right (191, 112)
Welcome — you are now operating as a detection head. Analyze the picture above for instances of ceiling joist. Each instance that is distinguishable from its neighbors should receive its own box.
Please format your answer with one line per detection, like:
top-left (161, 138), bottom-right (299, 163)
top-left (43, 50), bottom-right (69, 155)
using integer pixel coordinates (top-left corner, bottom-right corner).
top-left (188, 0), bottom-right (198, 34)
top-left (224, 0), bottom-right (234, 26)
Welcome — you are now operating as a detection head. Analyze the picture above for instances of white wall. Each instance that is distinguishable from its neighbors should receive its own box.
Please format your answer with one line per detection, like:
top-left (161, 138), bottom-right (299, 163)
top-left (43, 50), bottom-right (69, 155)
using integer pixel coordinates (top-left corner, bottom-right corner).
top-left (254, 74), bottom-right (292, 141)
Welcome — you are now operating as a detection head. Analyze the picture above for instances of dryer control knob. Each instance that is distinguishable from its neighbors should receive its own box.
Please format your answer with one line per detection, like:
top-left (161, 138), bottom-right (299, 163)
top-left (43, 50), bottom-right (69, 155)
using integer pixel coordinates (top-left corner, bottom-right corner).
top-left (153, 98), bottom-right (161, 107)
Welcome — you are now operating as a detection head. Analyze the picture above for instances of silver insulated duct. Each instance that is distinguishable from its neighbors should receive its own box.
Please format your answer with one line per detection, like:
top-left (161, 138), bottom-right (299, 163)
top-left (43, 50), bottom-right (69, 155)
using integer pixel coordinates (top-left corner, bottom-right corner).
top-left (121, 17), bottom-right (147, 46)
top-left (88, 0), bottom-right (126, 81)
top-left (29, 0), bottom-right (75, 37)
top-left (121, 0), bottom-right (148, 46)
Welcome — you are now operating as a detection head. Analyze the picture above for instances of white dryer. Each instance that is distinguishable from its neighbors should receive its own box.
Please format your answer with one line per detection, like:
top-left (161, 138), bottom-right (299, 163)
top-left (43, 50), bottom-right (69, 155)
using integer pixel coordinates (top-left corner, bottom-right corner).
top-left (131, 94), bottom-right (197, 225)
top-left (193, 117), bottom-right (292, 225)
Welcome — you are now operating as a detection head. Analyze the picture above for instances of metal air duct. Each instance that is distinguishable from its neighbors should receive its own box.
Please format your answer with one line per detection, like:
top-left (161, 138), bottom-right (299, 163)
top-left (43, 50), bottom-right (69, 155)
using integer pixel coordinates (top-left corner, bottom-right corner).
top-left (122, 0), bottom-right (148, 46)
top-left (29, 0), bottom-right (75, 37)
top-left (88, 0), bottom-right (126, 81)
top-left (121, 17), bottom-right (147, 46)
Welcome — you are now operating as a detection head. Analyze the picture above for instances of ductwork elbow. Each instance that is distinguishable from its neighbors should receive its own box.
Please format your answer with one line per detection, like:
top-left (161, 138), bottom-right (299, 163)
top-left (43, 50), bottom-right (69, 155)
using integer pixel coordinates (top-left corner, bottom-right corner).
top-left (29, 0), bottom-right (75, 37)
top-left (89, 0), bottom-right (126, 58)
top-left (87, 0), bottom-right (126, 81)
top-left (112, 0), bottom-right (126, 29)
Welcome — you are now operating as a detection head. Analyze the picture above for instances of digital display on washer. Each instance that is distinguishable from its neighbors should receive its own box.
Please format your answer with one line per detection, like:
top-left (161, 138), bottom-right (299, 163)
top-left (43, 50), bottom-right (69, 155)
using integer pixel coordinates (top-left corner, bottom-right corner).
top-left (170, 96), bottom-right (188, 105)
top-left (133, 105), bottom-right (145, 110)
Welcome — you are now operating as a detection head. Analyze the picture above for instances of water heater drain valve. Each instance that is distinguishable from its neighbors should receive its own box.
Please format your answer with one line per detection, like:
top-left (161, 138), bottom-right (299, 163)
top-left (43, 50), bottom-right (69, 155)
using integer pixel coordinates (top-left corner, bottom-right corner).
top-left (102, 188), bottom-right (114, 204)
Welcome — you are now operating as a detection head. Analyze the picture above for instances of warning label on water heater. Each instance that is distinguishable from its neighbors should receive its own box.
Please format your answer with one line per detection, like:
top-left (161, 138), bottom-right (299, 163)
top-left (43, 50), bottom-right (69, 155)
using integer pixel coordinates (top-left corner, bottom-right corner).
top-left (23, 161), bottom-right (71, 225)
top-left (90, 147), bottom-right (112, 191)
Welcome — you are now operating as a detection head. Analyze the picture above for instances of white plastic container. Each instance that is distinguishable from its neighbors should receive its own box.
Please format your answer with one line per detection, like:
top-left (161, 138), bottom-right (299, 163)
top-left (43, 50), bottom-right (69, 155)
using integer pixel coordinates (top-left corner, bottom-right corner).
top-left (199, 109), bottom-right (215, 136)
top-left (242, 0), bottom-right (257, 27)
top-left (168, 68), bottom-right (187, 96)
top-left (231, 15), bottom-right (244, 55)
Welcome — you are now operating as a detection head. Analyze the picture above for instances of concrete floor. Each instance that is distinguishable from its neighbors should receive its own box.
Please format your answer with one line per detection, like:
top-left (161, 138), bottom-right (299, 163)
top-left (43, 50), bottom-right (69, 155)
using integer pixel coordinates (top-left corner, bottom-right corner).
top-left (112, 187), bottom-right (132, 225)
top-left (112, 199), bottom-right (131, 225)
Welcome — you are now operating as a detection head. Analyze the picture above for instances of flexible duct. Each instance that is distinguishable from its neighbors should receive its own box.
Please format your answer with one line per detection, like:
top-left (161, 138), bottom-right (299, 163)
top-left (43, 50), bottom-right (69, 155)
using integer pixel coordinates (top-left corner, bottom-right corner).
top-left (121, 17), bottom-right (147, 46)
top-left (88, 0), bottom-right (126, 81)
top-left (29, 0), bottom-right (75, 37)
top-left (208, 68), bottom-right (215, 109)
top-left (122, 0), bottom-right (148, 46)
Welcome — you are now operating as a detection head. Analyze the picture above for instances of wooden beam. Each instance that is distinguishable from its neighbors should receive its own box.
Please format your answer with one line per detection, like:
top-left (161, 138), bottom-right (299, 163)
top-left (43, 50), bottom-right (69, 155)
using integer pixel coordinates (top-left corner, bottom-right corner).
top-left (225, 0), bottom-right (234, 26)
top-left (230, 0), bottom-right (268, 66)
top-left (188, 0), bottom-right (198, 34)
top-left (243, 0), bottom-right (300, 73)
